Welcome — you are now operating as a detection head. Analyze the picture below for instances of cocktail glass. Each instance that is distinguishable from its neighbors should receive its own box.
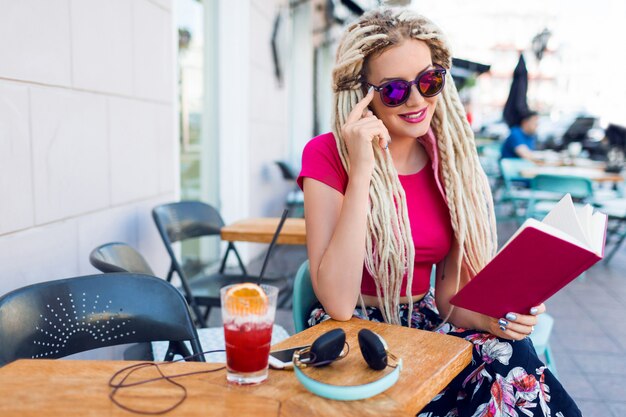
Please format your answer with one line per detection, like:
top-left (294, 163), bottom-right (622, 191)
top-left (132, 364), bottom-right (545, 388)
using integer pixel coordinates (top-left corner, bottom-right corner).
top-left (220, 283), bottom-right (278, 385)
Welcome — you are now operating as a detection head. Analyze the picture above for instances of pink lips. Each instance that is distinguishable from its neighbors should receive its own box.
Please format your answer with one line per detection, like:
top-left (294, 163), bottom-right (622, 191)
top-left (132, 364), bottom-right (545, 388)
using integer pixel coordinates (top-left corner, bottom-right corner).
top-left (399, 108), bottom-right (427, 124)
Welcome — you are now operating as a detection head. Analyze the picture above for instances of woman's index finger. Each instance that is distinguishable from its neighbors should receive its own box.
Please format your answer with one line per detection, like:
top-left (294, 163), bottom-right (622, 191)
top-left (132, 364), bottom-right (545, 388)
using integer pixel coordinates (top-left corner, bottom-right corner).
top-left (345, 88), bottom-right (375, 124)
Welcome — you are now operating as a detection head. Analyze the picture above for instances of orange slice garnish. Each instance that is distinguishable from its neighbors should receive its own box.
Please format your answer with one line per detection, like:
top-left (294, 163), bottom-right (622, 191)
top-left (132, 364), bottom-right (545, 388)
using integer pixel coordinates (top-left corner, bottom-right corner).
top-left (225, 283), bottom-right (269, 316)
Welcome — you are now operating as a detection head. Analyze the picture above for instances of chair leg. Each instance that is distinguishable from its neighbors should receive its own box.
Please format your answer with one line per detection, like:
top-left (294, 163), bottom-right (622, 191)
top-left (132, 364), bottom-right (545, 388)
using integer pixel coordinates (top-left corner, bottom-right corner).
top-left (219, 242), bottom-right (248, 276)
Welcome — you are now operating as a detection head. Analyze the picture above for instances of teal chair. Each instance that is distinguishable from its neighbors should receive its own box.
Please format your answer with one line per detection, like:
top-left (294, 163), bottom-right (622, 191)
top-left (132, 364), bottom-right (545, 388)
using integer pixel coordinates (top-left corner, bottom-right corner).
top-left (527, 174), bottom-right (594, 219)
top-left (498, 159), bottom-right (543, 223)
top-left (530, 313), bottom-right (558, 377)
top-left (292, 261), bottom-right (558, 375)
top-left (292, 260), bottom-right (318, 333)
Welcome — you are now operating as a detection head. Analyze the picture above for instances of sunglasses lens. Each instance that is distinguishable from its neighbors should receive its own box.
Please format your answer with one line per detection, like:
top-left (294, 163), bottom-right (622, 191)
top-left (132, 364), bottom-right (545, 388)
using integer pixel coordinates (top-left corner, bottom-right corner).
top-left (381, 80), bottom-right (410, 106)
top-left (418, 70), bottom-right (445, 97)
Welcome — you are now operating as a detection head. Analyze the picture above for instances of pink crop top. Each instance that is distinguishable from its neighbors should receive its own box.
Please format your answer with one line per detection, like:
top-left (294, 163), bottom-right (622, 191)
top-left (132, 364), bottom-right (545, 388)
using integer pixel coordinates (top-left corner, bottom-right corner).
top-left (297, 132), bottom-right (453, 297)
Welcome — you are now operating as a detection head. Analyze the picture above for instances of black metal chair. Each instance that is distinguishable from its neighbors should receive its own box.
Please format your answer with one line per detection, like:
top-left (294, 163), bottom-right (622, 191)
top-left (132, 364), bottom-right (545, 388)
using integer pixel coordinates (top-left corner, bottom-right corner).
top-left (152, 201), bottom-right (249, 327)
top-left (0, 273), bottom-right (204, 367)
top-left (89, 242), bottom-right (155, 275)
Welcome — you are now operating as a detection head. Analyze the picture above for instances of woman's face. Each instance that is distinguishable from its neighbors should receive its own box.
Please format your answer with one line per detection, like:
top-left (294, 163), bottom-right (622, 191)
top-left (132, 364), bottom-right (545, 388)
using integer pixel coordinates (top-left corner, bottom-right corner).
top-left (364, 39), bottom-right (440, 141)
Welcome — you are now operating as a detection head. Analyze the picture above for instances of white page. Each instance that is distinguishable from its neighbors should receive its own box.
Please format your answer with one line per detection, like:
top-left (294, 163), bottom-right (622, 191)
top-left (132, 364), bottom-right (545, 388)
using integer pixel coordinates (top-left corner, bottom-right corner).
top-left (590, 211), bottom-right (608, 255)
top-left (574, 204), bottom-right (594, 242)
top-left (541, 194), bottom-right (590, 248)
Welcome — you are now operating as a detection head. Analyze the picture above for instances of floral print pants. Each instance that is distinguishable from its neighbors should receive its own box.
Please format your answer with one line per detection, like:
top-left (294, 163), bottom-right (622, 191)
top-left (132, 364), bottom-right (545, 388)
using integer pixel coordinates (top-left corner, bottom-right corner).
top-left (308, 289), bottom-right (582, 417)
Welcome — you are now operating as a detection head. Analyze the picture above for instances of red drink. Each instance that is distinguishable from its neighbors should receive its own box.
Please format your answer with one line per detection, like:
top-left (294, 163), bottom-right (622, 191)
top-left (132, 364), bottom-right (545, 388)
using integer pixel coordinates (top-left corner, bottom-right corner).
top-left (220, 283), bottom-right (278, 385)
top-left (224, 321), bottom-right (273, 373)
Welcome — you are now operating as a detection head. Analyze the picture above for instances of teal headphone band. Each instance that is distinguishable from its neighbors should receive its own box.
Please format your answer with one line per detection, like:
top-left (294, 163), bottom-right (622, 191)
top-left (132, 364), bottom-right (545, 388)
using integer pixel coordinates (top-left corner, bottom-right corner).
top-left (292, 329), bottom-right (402, 401)
top-left (293, 355), bottom-right (402, 401)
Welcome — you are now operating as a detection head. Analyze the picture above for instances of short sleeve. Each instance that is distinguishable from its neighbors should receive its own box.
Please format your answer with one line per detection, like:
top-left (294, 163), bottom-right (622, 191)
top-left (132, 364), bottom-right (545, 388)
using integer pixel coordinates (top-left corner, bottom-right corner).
top-left (297, 133), bottom-right (348, 194)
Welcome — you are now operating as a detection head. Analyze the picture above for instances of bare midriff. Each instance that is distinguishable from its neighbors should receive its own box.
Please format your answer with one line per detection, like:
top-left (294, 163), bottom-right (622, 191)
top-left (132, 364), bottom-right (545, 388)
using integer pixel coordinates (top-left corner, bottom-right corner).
top-left (361, 291), bottom-right (428, 308)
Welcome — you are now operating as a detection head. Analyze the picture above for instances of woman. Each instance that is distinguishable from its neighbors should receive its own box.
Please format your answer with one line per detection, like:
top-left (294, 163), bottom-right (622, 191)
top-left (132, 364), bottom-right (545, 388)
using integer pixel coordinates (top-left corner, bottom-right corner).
top-left (297, 7), bottom-right (581, 417)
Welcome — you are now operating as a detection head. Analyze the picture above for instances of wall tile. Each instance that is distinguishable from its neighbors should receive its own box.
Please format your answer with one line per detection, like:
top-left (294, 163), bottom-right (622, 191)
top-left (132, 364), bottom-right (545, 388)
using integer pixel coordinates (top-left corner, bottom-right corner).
top-left (154, 104), bottom-right (177, 194)
top-left (133, 0), bottom-right (174, 102)
top-left (109, 97), bottom-right (160, 205)
top-left (0, 220), bottom-right (79, 297)
top-left (30, 87), bottom-right (109, 224)
top-left (70, 0), bottom-right (133, 95)
top-left (77, 204), bottom-right (139, 275)
top-left (0, 0), bottom-right (71, 86)
top-left (0, 82), bottom-right (33, 235)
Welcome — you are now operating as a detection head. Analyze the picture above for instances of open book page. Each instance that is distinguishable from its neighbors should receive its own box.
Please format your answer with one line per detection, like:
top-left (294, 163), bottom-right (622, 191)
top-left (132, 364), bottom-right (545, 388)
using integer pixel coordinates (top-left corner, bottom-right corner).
top-left (590, 211), bottom-right (608, 255)
top-left (541, 194), bottom-right (589, 247)
top-left (498, 194), bottom-right (607, 255)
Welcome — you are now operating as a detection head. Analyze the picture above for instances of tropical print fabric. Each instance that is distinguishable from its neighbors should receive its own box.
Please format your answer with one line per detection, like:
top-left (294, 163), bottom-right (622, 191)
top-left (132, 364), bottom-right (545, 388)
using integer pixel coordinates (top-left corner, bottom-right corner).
top-left (308, 289), bottom-right (582, 417)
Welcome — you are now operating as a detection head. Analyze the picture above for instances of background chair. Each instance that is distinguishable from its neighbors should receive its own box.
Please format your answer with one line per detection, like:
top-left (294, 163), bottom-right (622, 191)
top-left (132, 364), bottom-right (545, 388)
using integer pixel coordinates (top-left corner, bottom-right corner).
top-left (527, 174), bottom-right (593, 219)
top-left (152, 201), bottom-right (248, 327)
top-left (0, 273), bottom-right (204, 367)
top-left (594, 198), bottom-right (626, 263)
top-left (292, 260), bottom-right (318, 333)
top-left (89, 242), bottom-right (154, 275)
top-left (498, 158), bottom-right (541, 223)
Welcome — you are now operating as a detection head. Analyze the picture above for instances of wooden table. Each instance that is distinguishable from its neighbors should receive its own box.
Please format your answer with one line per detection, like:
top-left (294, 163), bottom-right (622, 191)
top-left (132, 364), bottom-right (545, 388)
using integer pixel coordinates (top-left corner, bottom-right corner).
top-left (520, 166), bottom-right (624, 183)
top-left (0, 318), bottom-right (472, 417)
top-left (221, 218), bottom-right (306, 245)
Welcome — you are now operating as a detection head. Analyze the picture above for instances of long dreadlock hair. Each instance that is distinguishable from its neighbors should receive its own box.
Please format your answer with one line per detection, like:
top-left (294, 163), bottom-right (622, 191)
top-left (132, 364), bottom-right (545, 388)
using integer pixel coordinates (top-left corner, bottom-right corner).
top-left (331, 7), bottom-right (498, 325)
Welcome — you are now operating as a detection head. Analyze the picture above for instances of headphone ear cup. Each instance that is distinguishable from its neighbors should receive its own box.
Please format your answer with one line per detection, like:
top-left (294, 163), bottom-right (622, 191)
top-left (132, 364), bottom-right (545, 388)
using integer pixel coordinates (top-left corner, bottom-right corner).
top-left (358, 329), bottom-right (388, 371)
top-left (310, 328), bottom-right (346, 366)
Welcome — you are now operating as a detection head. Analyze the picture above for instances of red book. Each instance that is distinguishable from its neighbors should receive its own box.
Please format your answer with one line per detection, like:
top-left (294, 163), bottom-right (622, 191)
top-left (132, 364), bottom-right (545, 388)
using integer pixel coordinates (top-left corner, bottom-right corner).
top-left (450, 194), bottom-right (607, 318)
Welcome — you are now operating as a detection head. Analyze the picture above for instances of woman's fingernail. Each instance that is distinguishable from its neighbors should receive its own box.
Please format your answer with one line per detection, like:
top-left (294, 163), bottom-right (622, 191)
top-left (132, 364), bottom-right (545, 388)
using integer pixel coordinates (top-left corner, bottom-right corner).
top-left (505, 313), bottom-right (517, 321)
top-left (385, 144), bottom-right (389, 150)
top-left (498, 318), bottom-right (508, 327)
top-left (367, 86), bottom-right (374, 94)
top-left (530, 307), bottom-right (539, 315)
top-left (499, 325), bottom-right (507, 332)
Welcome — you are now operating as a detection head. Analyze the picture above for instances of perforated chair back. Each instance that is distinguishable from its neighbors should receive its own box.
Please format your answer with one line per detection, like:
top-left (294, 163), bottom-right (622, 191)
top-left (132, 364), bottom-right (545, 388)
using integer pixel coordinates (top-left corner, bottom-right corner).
top-left (292, 261), bottom-right (319, 333)
top-left (0, 273), bottom-right (204, 366)
top-left (89, 242), bottom-right (154, 275)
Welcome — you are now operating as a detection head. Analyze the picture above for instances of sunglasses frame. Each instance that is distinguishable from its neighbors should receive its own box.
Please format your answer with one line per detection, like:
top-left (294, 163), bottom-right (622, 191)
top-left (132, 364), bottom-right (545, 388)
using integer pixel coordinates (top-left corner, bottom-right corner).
top-left (364, 64), bottom-right (447, 107)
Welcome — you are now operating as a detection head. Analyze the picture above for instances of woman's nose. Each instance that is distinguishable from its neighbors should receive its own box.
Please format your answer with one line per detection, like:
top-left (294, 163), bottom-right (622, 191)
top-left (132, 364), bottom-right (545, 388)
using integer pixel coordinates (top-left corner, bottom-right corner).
top-left (405, 84), bottom-right (426, 108)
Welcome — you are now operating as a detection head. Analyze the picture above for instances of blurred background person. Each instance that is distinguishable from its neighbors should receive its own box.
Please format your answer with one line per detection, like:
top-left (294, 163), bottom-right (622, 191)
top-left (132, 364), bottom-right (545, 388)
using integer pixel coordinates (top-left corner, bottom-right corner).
top-left (501, 110), bottom-right (540, 160)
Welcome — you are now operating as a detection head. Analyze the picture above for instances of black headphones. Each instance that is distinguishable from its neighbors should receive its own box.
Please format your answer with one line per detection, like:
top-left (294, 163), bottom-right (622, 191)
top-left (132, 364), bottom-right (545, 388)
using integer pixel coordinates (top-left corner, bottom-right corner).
top-left (292, 328), bottom-right (402, 401)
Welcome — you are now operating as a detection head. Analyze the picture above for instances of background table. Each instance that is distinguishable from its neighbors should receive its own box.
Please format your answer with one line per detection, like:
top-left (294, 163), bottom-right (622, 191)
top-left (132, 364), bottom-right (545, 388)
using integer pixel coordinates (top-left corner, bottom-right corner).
top-left (0, 318), bottom-right (472, 417)
top-left (221, 218), bottom-right (306, 245)
top-left (520, 166), bottom-right (624, 183)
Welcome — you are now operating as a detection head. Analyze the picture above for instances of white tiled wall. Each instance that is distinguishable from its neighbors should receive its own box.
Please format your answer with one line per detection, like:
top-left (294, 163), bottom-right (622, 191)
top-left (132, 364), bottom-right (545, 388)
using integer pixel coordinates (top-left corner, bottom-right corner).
top-left (0, 0), bottom-right (177, 307)
top-left (0, 0), bottom-right (72, 86)
top-left (0, 82), bottom-right (33, 235)
top-left (70, 0), bottom-right (134, 95)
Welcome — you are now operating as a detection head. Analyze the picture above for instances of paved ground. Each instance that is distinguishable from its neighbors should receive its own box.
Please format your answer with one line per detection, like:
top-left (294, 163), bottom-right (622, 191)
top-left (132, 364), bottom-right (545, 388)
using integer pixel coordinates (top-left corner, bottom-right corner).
top-left (223, 217), bottom-right (626, 417)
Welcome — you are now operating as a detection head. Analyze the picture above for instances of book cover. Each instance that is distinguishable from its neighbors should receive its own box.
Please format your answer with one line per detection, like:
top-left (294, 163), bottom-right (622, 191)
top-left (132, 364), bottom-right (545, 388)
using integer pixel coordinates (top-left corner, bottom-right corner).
top-left (450, 195), bottom-right (607, 318)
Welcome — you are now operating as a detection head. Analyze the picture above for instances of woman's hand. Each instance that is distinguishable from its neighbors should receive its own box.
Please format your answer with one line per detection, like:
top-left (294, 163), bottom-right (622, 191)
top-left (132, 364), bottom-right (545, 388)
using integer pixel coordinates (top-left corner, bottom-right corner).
top-left (340, 87), bottom-right (391, 177)
top-left (481, 304), bottom-right (546, 341)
